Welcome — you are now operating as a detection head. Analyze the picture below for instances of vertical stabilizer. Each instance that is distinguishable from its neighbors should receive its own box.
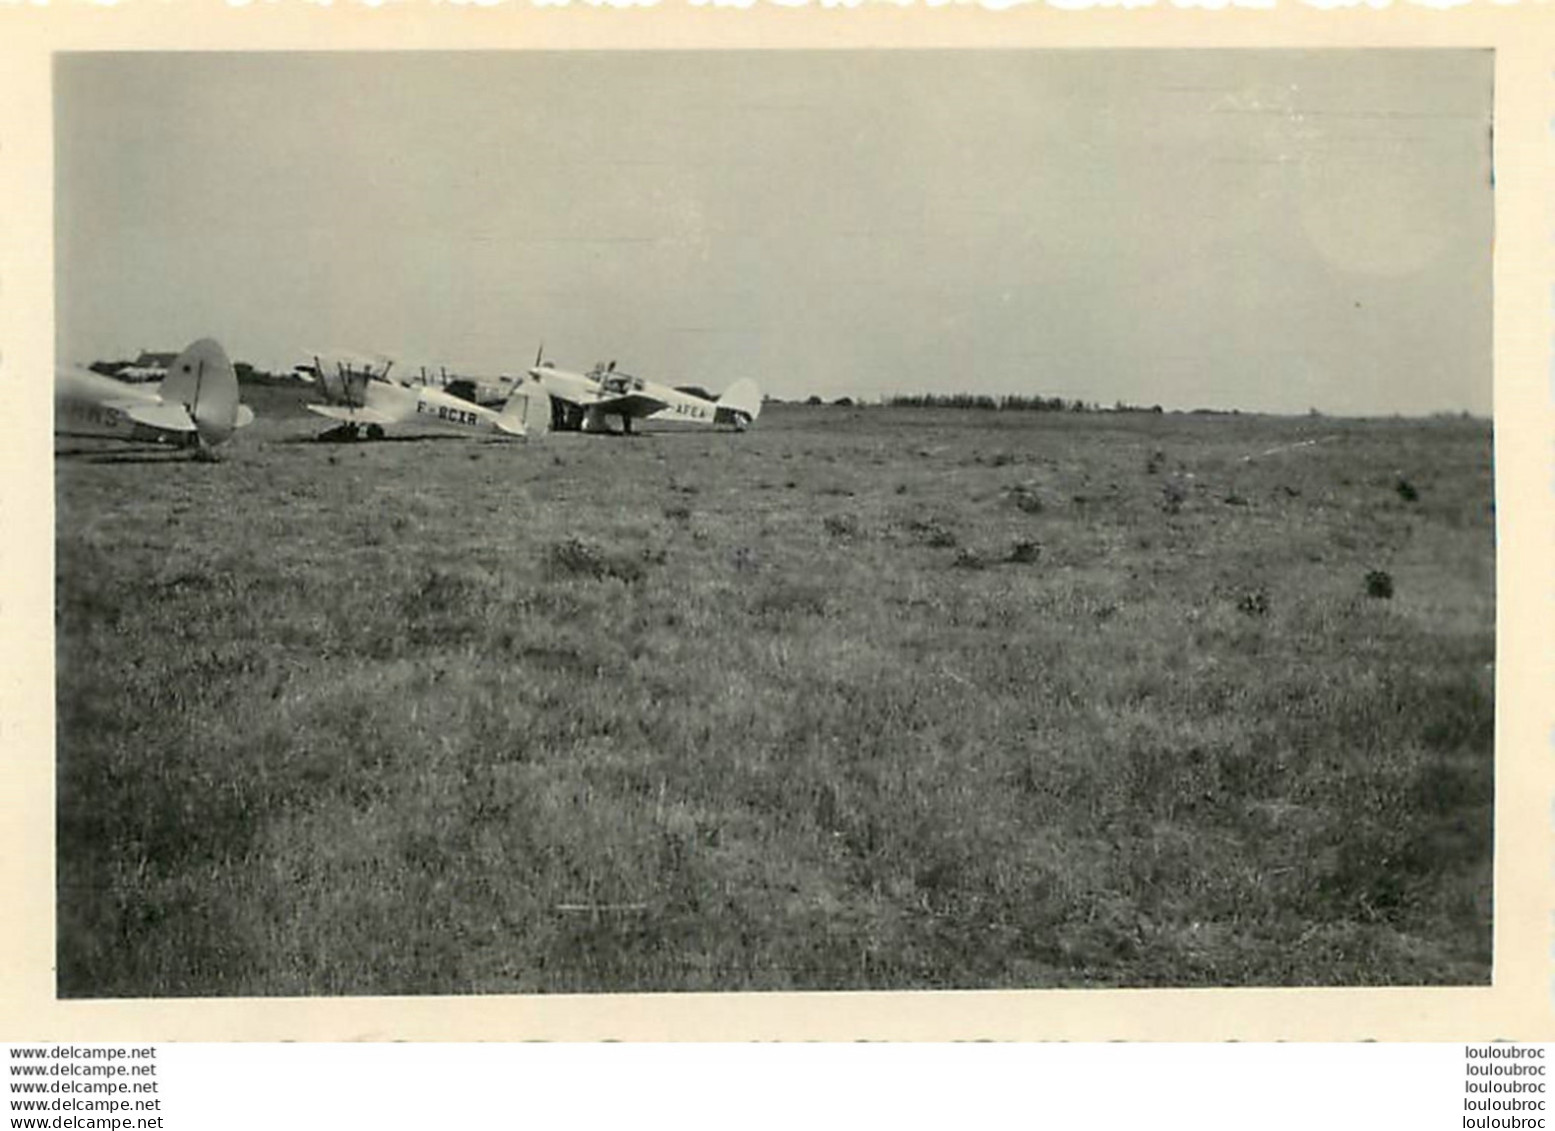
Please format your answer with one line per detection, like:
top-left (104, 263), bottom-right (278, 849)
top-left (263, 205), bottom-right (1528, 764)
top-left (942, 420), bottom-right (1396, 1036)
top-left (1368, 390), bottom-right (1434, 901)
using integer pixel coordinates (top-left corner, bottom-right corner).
top-left (158, 338), bottom-right (244, 446)
top-left (496, 381), bottom-right (551, 437)
top-left (715, 379), bottom-right (762, 430)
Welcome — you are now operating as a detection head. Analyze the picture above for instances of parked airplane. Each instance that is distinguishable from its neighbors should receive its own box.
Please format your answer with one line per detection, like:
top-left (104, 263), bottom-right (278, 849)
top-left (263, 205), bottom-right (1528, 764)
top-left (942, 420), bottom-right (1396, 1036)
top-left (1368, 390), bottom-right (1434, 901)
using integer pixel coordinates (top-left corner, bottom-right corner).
top-left (296, 351), bottom-right (548, 441)
top-left (55, 338), bottom-right (255, 451)
top-left (525, 352), bottom-right (761, 434)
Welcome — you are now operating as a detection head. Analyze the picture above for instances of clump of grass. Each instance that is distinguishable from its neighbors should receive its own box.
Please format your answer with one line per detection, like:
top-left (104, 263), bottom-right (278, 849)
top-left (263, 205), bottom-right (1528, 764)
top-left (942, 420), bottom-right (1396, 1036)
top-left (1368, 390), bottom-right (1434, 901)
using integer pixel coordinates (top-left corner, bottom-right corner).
top-left (823, 514), bottom-right (860, 539)
top-left (1161, 477), bottom-right (1188, 514)
top-left (1396, 477), bottom-right (1419, 503)
top-left (906, 519), bottom-right (958, 548)
top-left (1008, 540), bottom-right (1041, 564)
top-left (952, 547), bottom-right (987, 570)
top-left (663, 504), bottom-right (692, 522)
top-left (1236, 588), bottom-right (1271, 617)
top-left (1366, 570), bottom-right (1395, 599)
top-left (391, 568), bottom-right (496, 649)
top-left (411, 566), bottom-right (481, 605)
top-left (1007, 484), bottom-right (1045, 514)
top-left (545, 538), bottom-right (646, 583)
top-left (752, 578), bottom-right (829, 618)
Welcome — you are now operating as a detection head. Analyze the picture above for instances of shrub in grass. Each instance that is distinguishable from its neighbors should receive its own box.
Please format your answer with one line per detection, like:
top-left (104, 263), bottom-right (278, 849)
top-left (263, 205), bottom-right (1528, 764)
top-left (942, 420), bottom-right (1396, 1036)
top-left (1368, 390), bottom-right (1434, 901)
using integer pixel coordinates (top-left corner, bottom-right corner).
top-left (1365, 570), bottom-right (1395, 599)
top-left (1008, 540), bottom-right (1042, 564)
top-left (546, 538), bottom-right (646, 584)
top-left (1007, 484), bottom-right (1045, 514)
top-left (906, 519), bottom-right (958, 548)
top-left (823, 514), bottom-right (860, 539)
top-left (397, 569), bottom-right (493, 647)
top-left (1396, 477), bottom-right (1419, 503)
top-left (1236, 588), bottom-right (1270, 617)
top-left (752, 579), bottom-right (829, 618)
top-left (404, 568), bottom-right (483, 613)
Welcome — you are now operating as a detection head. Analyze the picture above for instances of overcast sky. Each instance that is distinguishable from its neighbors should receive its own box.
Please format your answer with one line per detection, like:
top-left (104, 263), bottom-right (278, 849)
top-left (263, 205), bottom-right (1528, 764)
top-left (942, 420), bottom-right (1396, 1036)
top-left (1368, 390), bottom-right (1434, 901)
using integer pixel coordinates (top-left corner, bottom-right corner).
top-left (55, 50), bottom-right (1492, 414)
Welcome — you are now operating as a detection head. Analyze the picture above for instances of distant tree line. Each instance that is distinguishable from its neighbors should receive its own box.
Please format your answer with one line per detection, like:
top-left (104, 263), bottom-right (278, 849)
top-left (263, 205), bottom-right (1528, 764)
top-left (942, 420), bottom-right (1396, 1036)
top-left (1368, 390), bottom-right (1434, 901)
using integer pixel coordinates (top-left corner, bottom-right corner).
top-left (883, 393), bottom-right (1164, 414)
top-left (234, 363), bottom-right (298, 387)
top-left (91, 357), bottom-right (295, 387)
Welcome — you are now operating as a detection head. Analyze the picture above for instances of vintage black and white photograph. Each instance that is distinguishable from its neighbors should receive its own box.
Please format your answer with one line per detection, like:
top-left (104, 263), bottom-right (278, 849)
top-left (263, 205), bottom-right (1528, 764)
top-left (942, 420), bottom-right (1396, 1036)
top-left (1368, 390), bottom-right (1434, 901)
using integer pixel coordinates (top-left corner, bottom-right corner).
top-left (53, 49), bottom-right (1495, 999)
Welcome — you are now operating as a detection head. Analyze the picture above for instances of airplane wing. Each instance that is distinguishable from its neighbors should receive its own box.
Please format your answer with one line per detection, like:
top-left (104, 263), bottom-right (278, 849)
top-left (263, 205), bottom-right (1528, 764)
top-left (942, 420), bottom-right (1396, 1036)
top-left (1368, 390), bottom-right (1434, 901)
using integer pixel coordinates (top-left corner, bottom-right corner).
top-left (595, 393), bottom-right (671, 419)
top-left (305, 403), bottom-right (399, 426)
top-left (541, 385), bottom-right (605, 407)
top-left (120, 402), bottom-right (198, 433)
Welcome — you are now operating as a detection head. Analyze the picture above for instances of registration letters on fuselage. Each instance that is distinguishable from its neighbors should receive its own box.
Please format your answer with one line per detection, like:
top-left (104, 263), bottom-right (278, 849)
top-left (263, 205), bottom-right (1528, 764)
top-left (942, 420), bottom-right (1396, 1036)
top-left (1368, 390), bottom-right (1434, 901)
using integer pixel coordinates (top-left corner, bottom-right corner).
top-left (416, 401), bottom-right (479, 427)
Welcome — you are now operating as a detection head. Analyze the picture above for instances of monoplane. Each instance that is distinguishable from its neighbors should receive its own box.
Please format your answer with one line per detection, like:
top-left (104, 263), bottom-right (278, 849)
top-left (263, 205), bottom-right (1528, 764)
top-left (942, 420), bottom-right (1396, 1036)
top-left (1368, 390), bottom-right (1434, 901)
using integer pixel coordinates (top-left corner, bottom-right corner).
top-left (526, 352), bottom-right (760, 435)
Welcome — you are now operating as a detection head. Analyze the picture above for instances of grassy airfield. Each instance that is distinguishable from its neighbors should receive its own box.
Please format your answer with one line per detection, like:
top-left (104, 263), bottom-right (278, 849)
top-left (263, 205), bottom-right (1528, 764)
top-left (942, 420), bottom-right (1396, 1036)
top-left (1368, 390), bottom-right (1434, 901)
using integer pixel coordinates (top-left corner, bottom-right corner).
top-left (55, 389), bottom-right (1494, 996)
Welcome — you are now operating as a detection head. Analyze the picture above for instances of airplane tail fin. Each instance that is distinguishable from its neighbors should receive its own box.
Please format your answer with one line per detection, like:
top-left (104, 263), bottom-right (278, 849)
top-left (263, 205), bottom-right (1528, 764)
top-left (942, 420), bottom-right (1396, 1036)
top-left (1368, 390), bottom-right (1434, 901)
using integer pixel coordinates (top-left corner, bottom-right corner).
top-left (495, 380), bottom-right (551, 437)
top-left (157, 339), bottom-right (250, 446)
top-left (715, 378), bottom-right (762, 430)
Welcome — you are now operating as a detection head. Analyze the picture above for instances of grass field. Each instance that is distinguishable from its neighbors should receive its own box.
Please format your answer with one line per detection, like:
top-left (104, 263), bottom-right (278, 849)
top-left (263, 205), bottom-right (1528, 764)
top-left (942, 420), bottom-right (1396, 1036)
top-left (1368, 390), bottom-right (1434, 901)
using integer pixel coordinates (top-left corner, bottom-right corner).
top-left (55, 389), bottom-right (1495, 996)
